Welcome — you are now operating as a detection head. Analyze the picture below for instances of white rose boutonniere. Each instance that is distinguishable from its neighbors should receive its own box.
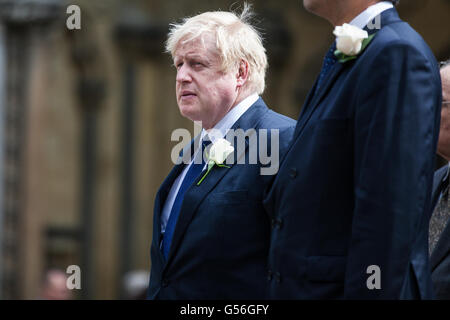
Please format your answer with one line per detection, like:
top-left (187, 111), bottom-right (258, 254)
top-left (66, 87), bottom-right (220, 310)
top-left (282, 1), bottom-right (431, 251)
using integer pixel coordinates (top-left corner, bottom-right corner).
top-left (333, 23), bottom-right (375, 63)
top-left (197, 138), bottom-right (234, 185)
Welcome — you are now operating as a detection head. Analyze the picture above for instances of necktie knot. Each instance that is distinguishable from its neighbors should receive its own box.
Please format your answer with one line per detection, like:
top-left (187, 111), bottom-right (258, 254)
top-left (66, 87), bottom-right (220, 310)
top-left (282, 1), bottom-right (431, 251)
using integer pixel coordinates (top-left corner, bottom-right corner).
top-left (195, 137), bottom-right (212, 165)
top-left (202, 137), bottom-right (212, 152)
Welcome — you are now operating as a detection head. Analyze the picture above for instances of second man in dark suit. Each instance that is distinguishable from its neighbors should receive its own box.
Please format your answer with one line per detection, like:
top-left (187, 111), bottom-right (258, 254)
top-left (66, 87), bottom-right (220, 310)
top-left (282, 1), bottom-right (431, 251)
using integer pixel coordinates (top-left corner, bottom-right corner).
top-left (264, 0), bottom-right (441, 299)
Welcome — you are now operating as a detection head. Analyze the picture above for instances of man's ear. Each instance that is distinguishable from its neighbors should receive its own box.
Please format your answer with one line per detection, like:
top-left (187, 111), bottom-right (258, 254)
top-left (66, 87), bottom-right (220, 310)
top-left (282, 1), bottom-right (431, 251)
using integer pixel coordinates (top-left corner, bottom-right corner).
top-left (236, 60), bottom-right (249, 88)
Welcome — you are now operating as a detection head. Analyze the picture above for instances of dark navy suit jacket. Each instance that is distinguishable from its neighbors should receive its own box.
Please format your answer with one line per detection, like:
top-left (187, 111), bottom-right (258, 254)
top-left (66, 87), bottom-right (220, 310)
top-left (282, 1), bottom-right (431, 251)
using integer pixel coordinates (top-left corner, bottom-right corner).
top-left (148, 98), bottom-right (295, 299)
top-left (430, 165), bottom-right (450, 299)
top-left (264, 8), bottom-right (441, 299)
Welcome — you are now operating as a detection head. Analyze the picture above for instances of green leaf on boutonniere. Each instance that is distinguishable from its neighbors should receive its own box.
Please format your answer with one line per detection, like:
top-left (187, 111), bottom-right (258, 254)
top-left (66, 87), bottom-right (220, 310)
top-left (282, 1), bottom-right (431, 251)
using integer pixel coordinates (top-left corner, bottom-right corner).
top-left (334, 51), bottom-right (358, 63)
top-left (334, 33), bottom-right (376, 63)
top-left (360, 33), bottom-right (375, 52)
top-left (197, 161), bottom-right (231, 186)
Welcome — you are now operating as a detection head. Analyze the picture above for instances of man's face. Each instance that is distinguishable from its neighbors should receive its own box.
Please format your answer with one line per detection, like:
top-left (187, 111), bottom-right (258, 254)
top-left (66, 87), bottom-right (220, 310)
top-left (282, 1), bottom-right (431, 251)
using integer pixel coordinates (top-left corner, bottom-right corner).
top-left (302, 0), bottom-right (346, 21)
top-left (438, 66), bottom-right (450, 160)
top-left (173, 35), bottom-right (238, 129)
top-left (302, 0), bottom-right (378, 26)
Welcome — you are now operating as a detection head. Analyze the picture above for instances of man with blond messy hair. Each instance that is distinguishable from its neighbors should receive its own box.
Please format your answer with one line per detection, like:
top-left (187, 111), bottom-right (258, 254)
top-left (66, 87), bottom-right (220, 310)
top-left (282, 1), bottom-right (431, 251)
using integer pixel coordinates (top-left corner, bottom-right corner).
top-left (147, 5), bottom-right (295, 299)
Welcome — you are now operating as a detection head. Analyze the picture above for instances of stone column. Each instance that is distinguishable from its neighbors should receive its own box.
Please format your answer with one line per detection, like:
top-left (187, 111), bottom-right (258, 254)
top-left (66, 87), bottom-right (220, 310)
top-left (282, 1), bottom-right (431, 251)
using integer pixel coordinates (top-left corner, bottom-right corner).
top-left (0, 0), bottom-right (63, 299)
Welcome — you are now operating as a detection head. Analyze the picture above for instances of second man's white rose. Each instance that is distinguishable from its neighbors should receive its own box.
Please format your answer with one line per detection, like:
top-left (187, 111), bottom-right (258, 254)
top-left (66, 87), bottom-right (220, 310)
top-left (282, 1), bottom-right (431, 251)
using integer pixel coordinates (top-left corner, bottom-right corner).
top-left (333, 23), bottom-right (369, 56)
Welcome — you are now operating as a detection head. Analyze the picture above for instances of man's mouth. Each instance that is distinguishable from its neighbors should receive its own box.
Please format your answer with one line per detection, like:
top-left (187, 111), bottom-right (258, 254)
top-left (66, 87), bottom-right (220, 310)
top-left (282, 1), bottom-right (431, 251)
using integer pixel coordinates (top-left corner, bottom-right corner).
top-left (180, 90), bottom-right (197, 99)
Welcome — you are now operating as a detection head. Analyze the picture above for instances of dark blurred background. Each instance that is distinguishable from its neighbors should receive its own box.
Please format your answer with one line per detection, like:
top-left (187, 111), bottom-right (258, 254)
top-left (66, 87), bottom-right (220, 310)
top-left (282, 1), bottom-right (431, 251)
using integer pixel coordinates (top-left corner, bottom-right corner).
top-left (0, 0), bottom-right (448, 299)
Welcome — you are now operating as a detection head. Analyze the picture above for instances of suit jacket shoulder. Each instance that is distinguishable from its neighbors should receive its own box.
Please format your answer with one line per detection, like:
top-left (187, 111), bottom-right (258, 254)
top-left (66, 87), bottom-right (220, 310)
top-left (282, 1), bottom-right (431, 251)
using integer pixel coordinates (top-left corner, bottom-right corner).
top-left (359, 8), bottom-right (440, 85)
top-left (233, 98), bottom-right (296, 157)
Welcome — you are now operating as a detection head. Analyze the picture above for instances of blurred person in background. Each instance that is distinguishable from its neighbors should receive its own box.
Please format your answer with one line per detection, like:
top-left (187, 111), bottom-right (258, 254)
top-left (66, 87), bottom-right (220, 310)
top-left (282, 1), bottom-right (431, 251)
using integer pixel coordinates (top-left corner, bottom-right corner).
top-left (429, 60), bottom-right (450, 300)
top-left (38, 269), bottom-right (72, 300)
top-left (122, 270), bottom-right (149, 300)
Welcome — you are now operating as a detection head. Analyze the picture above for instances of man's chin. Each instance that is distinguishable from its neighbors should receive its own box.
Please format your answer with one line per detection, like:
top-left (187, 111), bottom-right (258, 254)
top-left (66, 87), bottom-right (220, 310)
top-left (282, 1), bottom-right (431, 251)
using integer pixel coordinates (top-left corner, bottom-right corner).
top-left (179, 107), bottom-right (202, 123)
top-left (303, 0), bottom-right (315, 12)
top-left (303, 0), bottom-right (322, 15)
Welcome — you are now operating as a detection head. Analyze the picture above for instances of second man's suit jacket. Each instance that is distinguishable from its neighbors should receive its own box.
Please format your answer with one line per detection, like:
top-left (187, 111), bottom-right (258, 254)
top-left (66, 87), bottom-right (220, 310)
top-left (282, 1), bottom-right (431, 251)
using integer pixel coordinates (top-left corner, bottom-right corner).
top-left (264, 8), bottom-right (442, 299)
top-left (148, 98), bottom-right (295, 299)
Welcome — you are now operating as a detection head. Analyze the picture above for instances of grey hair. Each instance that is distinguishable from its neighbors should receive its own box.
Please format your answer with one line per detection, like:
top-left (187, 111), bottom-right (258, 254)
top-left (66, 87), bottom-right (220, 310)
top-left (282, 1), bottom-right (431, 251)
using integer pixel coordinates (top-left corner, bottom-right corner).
top-left (165, 3), bottom-right (267, 95)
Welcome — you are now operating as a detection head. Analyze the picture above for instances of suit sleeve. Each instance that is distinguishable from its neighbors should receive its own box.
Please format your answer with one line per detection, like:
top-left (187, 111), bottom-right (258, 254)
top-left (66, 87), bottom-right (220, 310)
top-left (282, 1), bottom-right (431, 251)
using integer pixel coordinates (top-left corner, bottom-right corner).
top-left (344, 39), bottom-right (441, 298)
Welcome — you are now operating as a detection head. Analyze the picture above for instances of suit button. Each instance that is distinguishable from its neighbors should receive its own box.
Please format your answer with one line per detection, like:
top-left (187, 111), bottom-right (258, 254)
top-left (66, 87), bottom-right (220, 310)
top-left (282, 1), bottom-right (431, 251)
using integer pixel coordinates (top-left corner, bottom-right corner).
top-left (289, 168), bottom-right (297, 178)
top-left (162, 278), bottom-right (169, 287)
top-left (275, 272), bottom-right (281, 283)
top-left (276, 219), bottom-right (283, 229)
top-left (267, 270), bottom-right (273, 281)
top-left (271, 219), bottom-right (276, 229)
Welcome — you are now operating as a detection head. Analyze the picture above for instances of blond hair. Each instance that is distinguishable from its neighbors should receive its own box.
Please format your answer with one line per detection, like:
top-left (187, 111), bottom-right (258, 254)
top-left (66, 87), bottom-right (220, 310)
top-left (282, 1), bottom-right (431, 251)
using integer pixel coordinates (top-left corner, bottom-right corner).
top-left (166, 4), bottom-right (267, 95)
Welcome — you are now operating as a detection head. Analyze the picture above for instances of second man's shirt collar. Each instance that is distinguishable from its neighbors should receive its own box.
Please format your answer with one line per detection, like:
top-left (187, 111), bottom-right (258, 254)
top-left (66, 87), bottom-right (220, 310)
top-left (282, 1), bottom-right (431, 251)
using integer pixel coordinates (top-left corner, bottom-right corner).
top-left (350, 1), bottom-right (393, 29)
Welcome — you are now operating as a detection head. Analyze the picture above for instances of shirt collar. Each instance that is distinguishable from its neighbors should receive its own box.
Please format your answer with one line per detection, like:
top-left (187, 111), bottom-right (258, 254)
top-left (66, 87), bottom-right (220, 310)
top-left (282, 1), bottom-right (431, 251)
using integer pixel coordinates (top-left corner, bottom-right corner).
top-left (349, 1), bottom-right (393, 29)
top-left (201, 93), bottom-right (259, 144)
top-left (444, 162), bottom-right (450, 182)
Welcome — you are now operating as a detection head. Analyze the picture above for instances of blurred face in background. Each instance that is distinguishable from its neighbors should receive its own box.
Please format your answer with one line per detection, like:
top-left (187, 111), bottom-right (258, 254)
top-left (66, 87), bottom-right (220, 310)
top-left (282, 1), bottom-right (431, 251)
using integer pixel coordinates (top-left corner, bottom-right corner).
top-left (40, 270), bottom-right (72, 300)
top-left (438, 66), bottom-right (450, 160)
top-left (173, 35), bottom-right (241, 130)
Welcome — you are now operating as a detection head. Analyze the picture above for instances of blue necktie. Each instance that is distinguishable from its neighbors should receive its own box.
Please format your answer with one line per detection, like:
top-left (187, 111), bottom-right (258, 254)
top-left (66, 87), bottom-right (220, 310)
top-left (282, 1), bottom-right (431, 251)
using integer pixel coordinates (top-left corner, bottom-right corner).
top-left (316, 42), bottom-right (337, 91)
top-left (161, 139), bottom-right (211, 259)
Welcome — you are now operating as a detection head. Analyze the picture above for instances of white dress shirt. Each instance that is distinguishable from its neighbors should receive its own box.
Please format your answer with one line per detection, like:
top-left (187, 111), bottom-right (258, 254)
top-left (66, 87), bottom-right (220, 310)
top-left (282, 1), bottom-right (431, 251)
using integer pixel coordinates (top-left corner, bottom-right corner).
top-left (350, 1), bottom-right (394, 29)
top-left (160, 93), bottom-right (259, 233)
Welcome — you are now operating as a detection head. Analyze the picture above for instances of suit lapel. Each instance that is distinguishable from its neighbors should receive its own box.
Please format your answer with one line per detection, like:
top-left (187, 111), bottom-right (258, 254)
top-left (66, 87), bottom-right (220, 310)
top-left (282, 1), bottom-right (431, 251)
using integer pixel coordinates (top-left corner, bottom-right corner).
top-left (297, 78), bottom-right (319, 120)
top-left (153, 164), bottom-right (185, 235)
top-left (164, 100), bottom-right (268, 266)
top-left (430, 166), bottom-right (449, 220)
top-left (293, 62), bottom-right (345, 140)
top-left (293, 8), bottom-right (401, 141)
top-left (155, 138), bottom-right (197, 217)
top-left (152, 137), bottom-right (198, 264)
top-left (432, 167), bottom-right (448, 196)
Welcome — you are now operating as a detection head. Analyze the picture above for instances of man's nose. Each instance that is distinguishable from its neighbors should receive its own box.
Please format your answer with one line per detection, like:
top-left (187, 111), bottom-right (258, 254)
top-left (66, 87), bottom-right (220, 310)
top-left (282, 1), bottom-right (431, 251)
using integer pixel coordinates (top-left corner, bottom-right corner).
top-left (176, 65), bottom-right (192, 83)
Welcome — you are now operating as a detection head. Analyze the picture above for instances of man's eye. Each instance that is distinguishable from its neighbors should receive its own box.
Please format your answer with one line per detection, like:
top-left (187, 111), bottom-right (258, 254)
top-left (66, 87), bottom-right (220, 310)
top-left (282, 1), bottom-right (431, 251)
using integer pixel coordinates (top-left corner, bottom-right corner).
top-left (175, 62), bottom-right (183, 69)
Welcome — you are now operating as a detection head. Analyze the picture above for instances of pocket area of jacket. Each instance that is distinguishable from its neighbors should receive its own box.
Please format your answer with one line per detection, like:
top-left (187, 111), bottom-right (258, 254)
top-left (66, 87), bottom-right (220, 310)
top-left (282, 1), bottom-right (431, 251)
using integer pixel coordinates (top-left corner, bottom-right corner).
top-left (208, 190), bottom-right (249, 205)
top-left (306, 255), bottom-right (346, 282)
